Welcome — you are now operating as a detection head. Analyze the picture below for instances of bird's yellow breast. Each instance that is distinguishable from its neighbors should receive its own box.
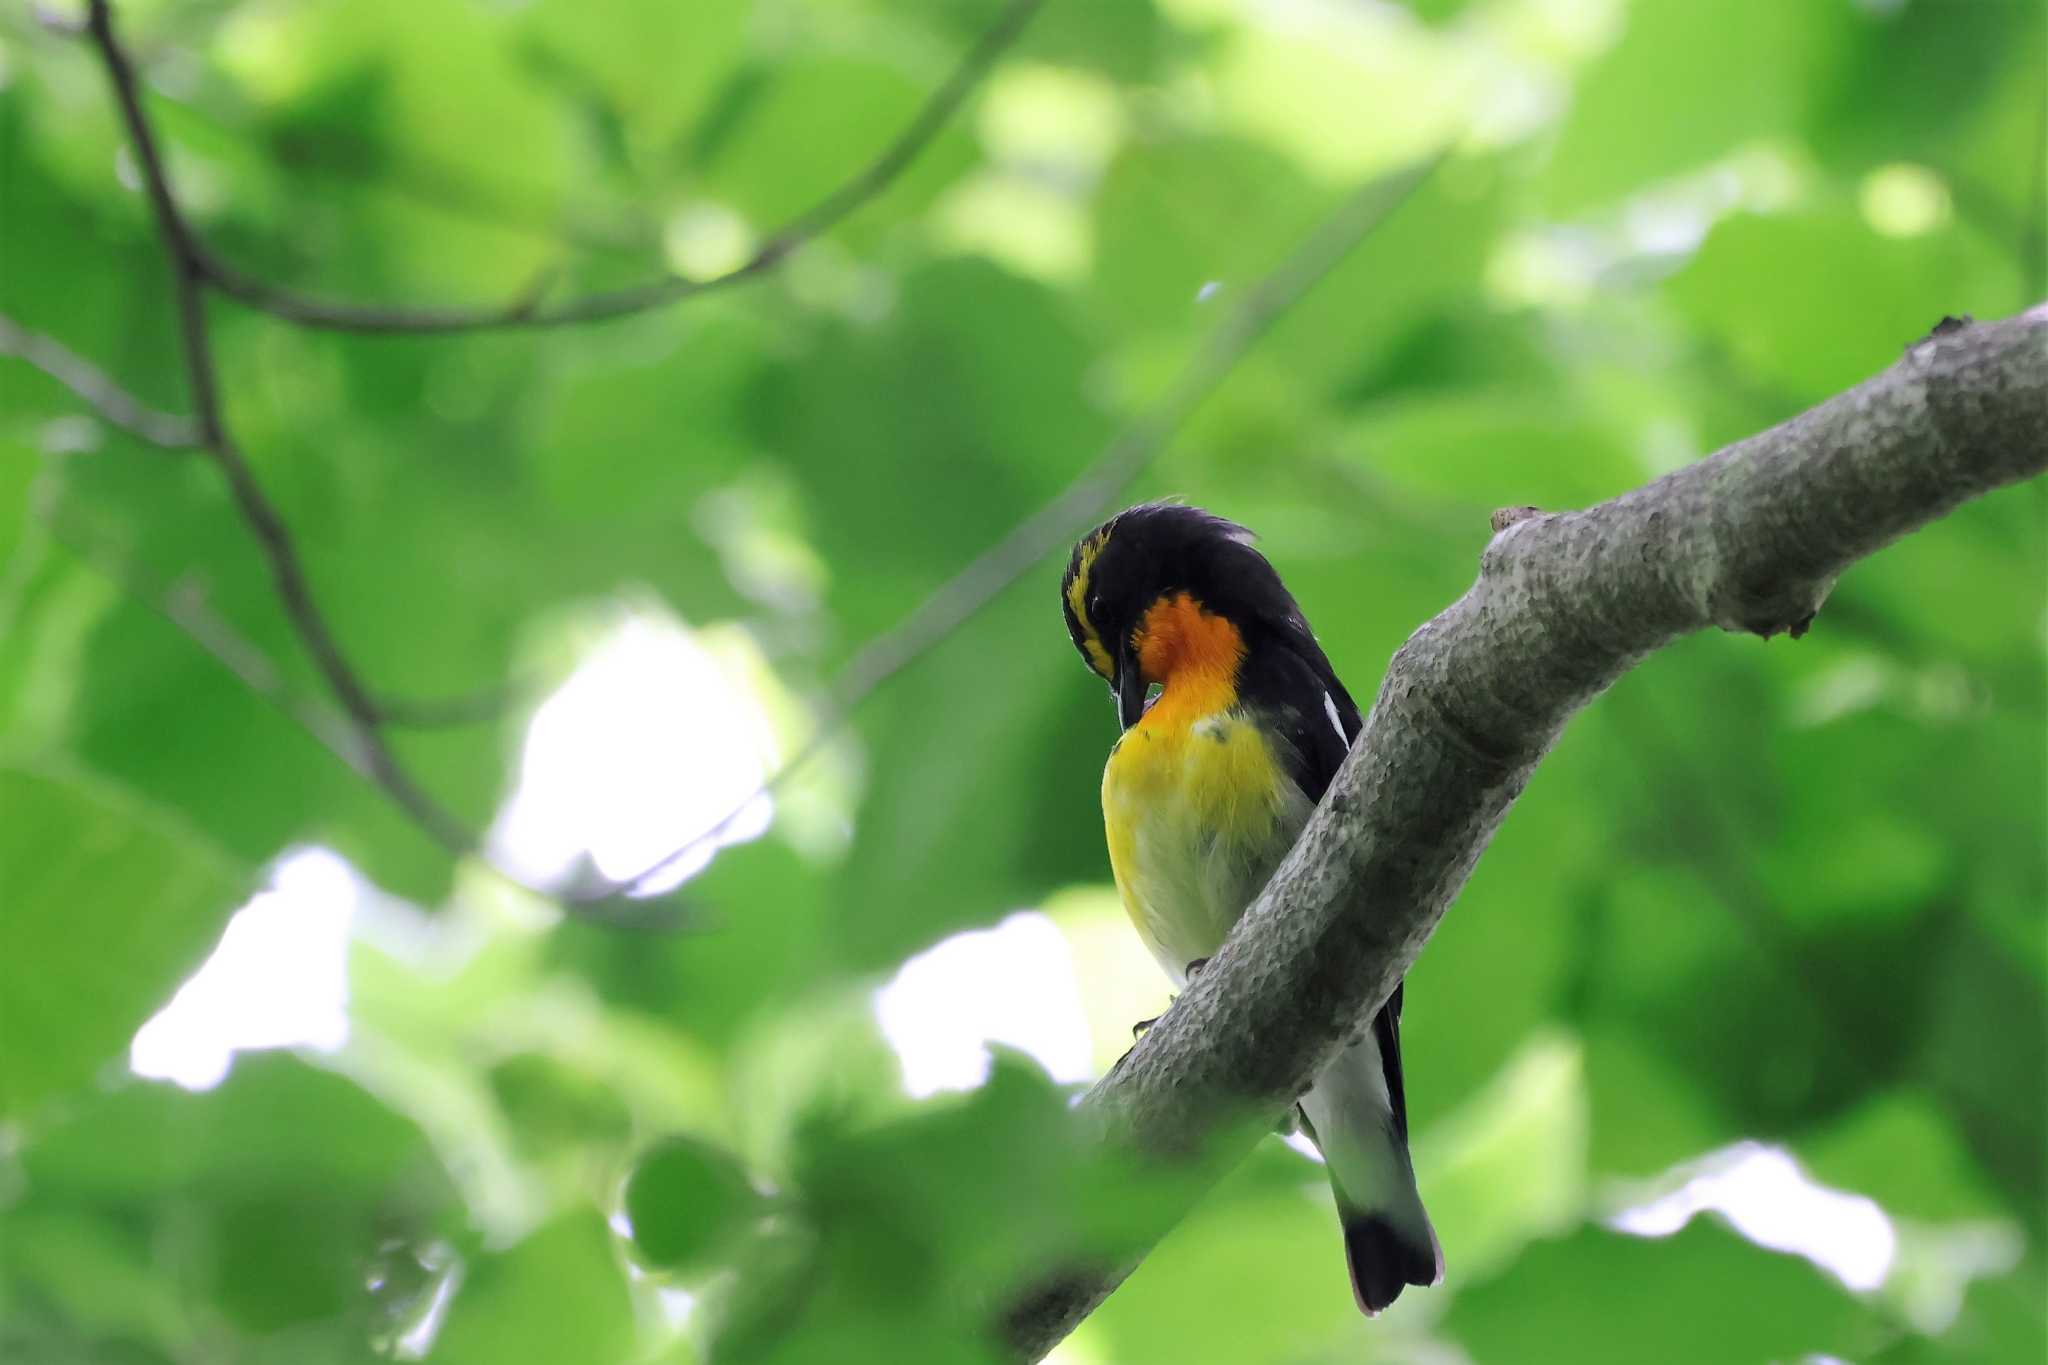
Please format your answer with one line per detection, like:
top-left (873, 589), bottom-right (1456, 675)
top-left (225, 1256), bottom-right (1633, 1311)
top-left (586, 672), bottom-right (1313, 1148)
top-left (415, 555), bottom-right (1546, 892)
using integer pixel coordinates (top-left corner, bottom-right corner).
top-left (1102, 695), bottom-right (1310, 987)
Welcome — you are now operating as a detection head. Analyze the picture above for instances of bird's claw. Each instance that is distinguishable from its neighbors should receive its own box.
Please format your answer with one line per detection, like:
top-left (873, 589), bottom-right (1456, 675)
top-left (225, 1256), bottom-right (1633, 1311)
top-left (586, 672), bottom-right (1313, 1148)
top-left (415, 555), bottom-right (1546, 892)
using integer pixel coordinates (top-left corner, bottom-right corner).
top-left (1127, 962), bottom-right (1211, 1040)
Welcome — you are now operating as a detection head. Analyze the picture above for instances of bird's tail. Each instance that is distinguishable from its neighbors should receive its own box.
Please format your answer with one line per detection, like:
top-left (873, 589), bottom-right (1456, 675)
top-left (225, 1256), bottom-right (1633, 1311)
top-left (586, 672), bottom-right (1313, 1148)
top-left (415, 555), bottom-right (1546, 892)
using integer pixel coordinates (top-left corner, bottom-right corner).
top-left (1298, 1032), bottom-right (1442, 1315)
top-left (1336, 1192), bottom-right (1441, 1316)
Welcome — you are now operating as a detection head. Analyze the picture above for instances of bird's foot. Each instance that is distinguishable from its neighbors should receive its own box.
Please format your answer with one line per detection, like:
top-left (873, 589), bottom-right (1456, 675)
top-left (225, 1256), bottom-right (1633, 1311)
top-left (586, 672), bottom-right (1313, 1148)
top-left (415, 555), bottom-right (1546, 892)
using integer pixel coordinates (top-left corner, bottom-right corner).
top-left (1127, 961), bottom-right (1211, 1041)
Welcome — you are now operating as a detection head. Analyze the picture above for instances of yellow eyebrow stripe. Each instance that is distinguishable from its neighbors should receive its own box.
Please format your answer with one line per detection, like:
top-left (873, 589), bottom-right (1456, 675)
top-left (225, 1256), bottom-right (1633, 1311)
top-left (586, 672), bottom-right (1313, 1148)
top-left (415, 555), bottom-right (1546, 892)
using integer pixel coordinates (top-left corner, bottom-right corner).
top-left (1067, 530), bottom-right (1114, 678)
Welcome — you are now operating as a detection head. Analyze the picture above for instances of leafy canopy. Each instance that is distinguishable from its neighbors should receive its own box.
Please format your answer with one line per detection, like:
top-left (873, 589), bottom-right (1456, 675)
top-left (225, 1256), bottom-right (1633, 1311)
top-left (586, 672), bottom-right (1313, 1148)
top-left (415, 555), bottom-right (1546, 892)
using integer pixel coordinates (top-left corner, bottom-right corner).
top-left (0, 1), bottom-right (2041, 1362)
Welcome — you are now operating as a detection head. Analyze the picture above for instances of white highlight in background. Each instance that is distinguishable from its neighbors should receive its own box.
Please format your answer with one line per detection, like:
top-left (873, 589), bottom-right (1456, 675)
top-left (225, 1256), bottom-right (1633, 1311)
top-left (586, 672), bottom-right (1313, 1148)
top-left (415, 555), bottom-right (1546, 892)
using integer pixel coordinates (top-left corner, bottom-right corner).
top-left (131, 847), bottom-right (356, 1091)
top-left (1609, 1141), bottom-right (1896, 1291)
top-left (875, 912), bottom-right (1094, 1098)
top-left (493, 612), bottom-right (776, 897)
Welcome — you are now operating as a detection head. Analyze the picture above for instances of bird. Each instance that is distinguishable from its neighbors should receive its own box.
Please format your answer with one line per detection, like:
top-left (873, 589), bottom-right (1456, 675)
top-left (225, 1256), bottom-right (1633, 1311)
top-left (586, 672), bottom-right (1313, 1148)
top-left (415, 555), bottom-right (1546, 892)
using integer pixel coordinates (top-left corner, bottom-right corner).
top-left (1059, 501), bottom-right (1441, 1315)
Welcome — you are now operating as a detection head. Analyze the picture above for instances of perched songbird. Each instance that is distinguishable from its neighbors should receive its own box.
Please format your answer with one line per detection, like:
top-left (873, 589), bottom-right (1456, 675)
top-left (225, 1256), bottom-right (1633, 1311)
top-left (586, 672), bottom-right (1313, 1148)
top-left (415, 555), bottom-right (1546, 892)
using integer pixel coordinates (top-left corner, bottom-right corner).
top-left (1060, 502), bottom-right (1441, 1315)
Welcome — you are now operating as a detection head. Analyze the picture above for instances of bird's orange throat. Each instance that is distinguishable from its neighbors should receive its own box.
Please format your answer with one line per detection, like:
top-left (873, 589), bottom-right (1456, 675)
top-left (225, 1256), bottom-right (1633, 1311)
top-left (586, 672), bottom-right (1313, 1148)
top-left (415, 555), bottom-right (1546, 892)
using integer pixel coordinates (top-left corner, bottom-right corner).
top-left (1134, 593), bottom-right (1244, 727)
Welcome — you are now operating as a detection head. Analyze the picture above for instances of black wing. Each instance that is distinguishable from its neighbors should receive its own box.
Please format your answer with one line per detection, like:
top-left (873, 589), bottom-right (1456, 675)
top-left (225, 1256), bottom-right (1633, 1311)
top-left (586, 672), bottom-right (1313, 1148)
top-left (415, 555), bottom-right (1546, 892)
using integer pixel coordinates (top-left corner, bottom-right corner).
top-left (1373, 982), bottom-right (1410, 1141)
top-left (1241, 628), bottom-right (1364, 807)
top-left (1244, 636), bottom-right (1412, 1138)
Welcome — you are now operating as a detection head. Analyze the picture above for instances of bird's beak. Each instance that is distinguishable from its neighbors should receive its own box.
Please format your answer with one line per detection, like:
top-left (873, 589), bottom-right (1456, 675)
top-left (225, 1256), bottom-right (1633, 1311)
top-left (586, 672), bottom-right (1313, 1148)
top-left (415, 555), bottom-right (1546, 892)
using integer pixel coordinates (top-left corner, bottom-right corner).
top-left (1114, 643), bottom-right (1147, 731)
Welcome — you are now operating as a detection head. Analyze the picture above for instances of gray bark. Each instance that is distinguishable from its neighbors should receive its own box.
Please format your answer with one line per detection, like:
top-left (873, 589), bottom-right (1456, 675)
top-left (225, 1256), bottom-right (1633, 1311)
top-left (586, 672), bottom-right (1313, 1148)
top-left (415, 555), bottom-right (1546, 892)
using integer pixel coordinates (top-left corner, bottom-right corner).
top-left (1003, 305), bottom-right (2048, 1359)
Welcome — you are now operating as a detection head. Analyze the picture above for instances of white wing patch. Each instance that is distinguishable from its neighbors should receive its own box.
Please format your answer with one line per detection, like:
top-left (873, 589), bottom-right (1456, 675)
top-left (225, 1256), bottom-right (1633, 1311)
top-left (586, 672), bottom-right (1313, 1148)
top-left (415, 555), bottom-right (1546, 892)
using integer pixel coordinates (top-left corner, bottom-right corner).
top-left (1323, 691), bottom-right (1349, 747)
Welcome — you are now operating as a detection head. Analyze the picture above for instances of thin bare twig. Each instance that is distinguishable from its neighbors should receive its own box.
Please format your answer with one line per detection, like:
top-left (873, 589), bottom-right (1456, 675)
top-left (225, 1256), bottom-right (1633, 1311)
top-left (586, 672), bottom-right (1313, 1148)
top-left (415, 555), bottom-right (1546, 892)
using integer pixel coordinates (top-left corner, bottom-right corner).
top-left (262, 131), bottom-right (663, 257)
top-left (155, 0), bottom-right (1047, 335)
top-left (85, 0), bottom-right (475, 857)
top-left (72, 0), bottom-right (1045, 885)
top-left (0, 316), bottom-right (520, 731)
top-left (371, 686), bottom-right (518, 730)
top-left (42, 500), bottom-right (370, 774)
top-left (0, 312), bottom-right (199, 448)
top-left (586, 152), bottom-right (1447, 903)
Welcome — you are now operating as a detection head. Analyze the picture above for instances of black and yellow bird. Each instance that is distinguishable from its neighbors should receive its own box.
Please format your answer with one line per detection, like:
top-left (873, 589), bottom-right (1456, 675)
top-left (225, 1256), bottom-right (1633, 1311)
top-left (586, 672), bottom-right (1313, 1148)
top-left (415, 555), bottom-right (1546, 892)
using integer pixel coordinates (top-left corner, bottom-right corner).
top-left (1060, 501), bottom-right (1441, 1315)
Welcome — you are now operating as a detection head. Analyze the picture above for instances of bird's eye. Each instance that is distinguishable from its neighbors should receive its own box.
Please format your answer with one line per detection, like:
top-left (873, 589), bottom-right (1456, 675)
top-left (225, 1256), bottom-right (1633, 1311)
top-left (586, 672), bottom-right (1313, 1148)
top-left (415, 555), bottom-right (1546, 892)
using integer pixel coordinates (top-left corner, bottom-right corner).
top-left (1089, 592), bottom-right (1104, 619)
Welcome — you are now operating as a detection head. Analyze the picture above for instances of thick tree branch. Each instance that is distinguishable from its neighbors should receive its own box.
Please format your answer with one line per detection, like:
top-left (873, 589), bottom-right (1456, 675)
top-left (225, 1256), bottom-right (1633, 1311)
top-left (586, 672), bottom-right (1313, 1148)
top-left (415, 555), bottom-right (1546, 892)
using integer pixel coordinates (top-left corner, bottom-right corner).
top-left (92, 0), bottom-right (1043, 335)
top-left (1003, 305), bottom-right (2048, 1358)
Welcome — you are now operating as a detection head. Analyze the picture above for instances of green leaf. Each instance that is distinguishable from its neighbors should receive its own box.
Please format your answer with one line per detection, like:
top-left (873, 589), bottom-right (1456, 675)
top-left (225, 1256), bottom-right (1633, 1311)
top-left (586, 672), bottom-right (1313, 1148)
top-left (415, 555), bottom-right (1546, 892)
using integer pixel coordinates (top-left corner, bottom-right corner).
top-left (0, 434), bottom-right (39, 580)
top-left (1446, 1221), bottom-right (1886, 1365)
top-left (734, 1052), bottom-right (1204, 1364)
top-left (21, 1053), bottom-right (448, 1204)
top-left (1665, 207), bottom-right (2024, 405)
top-left (1093, 144), bottom-right (1504, 405)
top-left (1805, 0), bottom-right (2043, 192)
top-left (1397, 754), bottom-right (1589, 1127)
top-left (1400, 0), bottom-right (1481, 22)
top-left (517, 0), bottom-right (749, 163)
top-left (1869, 1261), bottom-right (2048, 1364)
top-left (0, 1299), bottom-right (181, 1365)
top-left (917, 0), bottom-right (1175, 82)
top-left (546, 838), bottom-right (828, 1053)
top-left (1540, 0), bottom-right (1838, 215)
top-left (527, 310), bottom-right (765, 523)
top-left (1581, 1026), bottom-right (1723, 1182)
top-left (829, 581), bottom-right (1112, 970)
top-left (1338, 389), bottom-right (1645, 510)
top-left (1259, 156), bottom-right (1507, 400)
top-left (57, 583), bottom-right (459, 904)
top-left (1091, 135), bottom-right (1322, 334)
top-left (6, 1), bottom-right (2044, 1358)
top-left (1917, 925), bottom-right (2048, 1232)
top-left (489, 1052), bottom-right (634, 1155)
top-left (13, 1057), bottom-right (459, 1354)
top-left (0, 766), bottom-right (247, 1117)
top-left (211, 0), bottom-right (569, 300)
top-left (0, 1200), bottom-right (189, 1349)
top-left (209, 1193), bottom-right (373, 1332)
top-left (430, 1212), bottom-right (635, 1365)
top-left (701, 56), bottom-right (977, 236)
top-left (1083, 1142), bottom-right (1358, 1364)
top-left (0, 85), bottom-right (167, 403)
top-left (1802, 1091), bottom-right (2006, 1227)
top-left (747, 257), bottom-right (1111, 638)
top-left (622, 1135), bottom-right (763, 1272)
top-left (697, 1222), bottom-right (822, 1365)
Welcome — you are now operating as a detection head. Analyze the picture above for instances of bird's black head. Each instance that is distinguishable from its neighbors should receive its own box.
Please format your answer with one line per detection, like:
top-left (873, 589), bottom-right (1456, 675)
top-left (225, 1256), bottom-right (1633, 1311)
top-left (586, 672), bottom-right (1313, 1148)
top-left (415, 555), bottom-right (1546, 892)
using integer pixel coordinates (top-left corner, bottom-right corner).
top-left (1060, 502), bottom-right (1309, 728)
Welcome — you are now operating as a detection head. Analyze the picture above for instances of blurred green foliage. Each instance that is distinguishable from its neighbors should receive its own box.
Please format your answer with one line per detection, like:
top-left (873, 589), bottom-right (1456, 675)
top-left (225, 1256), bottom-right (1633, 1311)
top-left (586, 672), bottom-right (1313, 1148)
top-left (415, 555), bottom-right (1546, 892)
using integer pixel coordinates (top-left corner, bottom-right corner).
top-left (1, 1), bottom-right (2042, 1363)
